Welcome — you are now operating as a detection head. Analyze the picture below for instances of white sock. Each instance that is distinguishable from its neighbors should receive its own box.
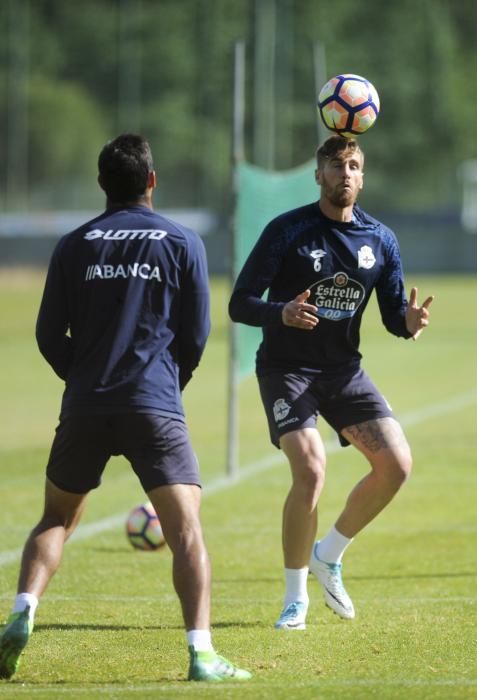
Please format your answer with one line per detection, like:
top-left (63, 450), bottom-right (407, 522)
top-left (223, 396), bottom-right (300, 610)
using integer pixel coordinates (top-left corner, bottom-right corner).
top-left (187, 629), bottom-right (214, 652)
top-left (12, 593), bottom-right (38, 619)
top-left (317, 526), bottom-right (354, 564)
top-left (284, 567), bottom-right (309, 608)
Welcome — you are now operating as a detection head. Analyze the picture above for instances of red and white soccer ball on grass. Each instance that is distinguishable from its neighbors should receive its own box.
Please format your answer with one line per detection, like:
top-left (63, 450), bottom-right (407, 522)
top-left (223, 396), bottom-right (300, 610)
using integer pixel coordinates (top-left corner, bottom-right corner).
top-left (126, 501), bottom-right (166, 551)
top-left (317, 73), bottom-right (380, 138)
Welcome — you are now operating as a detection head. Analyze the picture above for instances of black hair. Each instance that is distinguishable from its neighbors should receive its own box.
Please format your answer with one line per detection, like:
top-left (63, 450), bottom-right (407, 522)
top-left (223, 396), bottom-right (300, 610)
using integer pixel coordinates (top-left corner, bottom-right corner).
top-left (98, 133), bottom-right (154, 203)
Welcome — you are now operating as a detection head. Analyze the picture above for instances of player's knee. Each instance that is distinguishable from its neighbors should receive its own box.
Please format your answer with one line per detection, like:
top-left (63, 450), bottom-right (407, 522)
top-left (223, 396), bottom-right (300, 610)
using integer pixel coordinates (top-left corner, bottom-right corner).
top-left (308, 459), bottom-right (326, 491)
top-left (389, 450), bottom-right (413, 489)
top-left (399, 450), bottom-right (413, 483)
top-left (292, 456), bottom-right (326, 502)
top-left (168, 517), bottom-right (205, 555)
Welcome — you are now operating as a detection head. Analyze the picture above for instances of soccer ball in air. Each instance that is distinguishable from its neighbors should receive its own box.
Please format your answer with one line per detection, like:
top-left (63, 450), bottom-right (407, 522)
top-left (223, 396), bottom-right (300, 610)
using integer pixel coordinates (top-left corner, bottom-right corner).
top-left (126, 502), bottom-right (165, 551)
top-left (317, 74), bottom-right (380, 138)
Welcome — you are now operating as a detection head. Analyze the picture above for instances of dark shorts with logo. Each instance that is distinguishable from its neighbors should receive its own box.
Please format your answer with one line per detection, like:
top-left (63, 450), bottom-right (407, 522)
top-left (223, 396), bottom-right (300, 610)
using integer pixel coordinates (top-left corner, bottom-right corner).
top-left (258, 368), bottom-right (394, 448)
top-left (46, 413), bottom-right (200, 494)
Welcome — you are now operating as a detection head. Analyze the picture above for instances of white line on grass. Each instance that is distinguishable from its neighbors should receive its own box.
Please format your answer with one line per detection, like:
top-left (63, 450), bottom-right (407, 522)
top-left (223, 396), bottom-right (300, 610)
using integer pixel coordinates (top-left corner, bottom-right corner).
top-left (1, 388), bottom-right (476, 569)
top-left (398, 388), bottom-right (477, 428)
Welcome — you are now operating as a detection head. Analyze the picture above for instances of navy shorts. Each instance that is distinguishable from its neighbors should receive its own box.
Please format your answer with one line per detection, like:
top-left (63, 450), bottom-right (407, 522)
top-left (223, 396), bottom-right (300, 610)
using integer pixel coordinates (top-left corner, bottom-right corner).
top-left (258, 368), bottom-right (394, 448)
top-left (46, 413), bottom-right (200, 494)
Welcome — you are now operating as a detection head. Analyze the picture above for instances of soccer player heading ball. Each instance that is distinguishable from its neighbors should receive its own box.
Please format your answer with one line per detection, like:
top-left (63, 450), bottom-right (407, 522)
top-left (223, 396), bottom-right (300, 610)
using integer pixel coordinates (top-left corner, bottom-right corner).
top-left (229, 135), bottom-right (433, 630)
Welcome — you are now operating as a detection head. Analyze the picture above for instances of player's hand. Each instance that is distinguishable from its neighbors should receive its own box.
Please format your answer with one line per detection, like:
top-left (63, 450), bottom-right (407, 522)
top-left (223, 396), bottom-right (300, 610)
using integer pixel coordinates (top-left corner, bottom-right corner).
top-left (282, 289), bottom-right (319, 330)
top-left (405, 287), bottom-right (434, 341)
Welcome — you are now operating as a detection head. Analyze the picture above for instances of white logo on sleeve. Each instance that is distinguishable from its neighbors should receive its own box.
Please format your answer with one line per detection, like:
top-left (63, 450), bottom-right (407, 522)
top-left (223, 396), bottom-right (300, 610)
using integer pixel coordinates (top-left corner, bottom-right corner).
top-left (357, 245), bottom-right (376, 269)
top-left (309, 249), bottom-right (327, 272)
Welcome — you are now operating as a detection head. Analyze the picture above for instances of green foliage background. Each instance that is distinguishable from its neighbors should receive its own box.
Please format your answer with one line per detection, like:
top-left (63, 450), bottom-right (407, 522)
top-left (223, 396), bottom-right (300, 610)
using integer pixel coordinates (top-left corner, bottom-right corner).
top-left (1, 0), bottom-right (477, 213)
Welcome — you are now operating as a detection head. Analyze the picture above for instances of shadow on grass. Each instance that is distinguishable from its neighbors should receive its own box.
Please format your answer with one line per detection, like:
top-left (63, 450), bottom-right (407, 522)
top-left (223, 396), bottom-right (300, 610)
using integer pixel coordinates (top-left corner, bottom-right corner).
top-left (33, 621), bottom-right (258, 632)
top-left (86, 547), bottom-right (169, 555)
top-left (5, 677), bottom-right (187, 685)
top-left (215, 570), bottom-right (476, 585)
top-left (214, 577), bottom-right (279, 584)
top-left (346, 571), bottom-right (477, 581)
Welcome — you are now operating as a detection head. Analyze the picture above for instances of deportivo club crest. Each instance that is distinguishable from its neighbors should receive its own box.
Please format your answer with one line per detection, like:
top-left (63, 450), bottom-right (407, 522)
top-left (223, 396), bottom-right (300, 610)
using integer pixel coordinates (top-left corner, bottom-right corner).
top-left (273, 398), bottom-right (291, 422)
top-left (357, 245), bottom-right (376, 269)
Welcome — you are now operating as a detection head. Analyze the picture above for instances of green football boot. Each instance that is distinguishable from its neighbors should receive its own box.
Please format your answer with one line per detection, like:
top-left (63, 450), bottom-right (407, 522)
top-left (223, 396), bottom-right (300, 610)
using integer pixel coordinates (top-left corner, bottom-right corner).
top-left (0, 607), bottom-right (33, 679)
top-left (188, 646), bottom-right (252, 682)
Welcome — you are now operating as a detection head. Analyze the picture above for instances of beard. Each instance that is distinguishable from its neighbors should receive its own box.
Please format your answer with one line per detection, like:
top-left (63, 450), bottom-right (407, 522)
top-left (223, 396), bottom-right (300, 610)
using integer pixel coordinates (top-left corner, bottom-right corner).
top-left (321, 181), bottom-right (358, 208)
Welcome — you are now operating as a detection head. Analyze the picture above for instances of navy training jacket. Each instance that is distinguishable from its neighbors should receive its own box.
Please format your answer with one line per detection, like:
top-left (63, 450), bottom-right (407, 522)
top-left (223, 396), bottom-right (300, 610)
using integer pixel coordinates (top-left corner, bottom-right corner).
top-left (229, 202), bottom-right (411, 376)
top-left (36, 205), bottom-right (210, 420)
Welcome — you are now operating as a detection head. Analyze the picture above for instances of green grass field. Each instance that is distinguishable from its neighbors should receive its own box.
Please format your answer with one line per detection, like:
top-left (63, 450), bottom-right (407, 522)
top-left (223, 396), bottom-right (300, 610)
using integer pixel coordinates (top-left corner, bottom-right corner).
top-left (0, 269), bottom-right (476, 699)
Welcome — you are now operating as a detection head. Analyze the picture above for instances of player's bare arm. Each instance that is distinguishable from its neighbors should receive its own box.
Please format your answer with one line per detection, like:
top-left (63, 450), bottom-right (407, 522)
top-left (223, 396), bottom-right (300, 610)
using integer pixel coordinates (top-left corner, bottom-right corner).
top-left (405, 286), bottom-right (434, 341)
top-left (281, 289), bottom-right (319, 330)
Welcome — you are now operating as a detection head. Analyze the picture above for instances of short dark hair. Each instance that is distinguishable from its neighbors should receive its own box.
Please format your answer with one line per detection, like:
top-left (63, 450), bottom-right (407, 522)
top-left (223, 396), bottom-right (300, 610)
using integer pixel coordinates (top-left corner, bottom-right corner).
top-left (316, 135), bottom-right (364, 169)
top-left (98, 133), bottom-right (154, 203)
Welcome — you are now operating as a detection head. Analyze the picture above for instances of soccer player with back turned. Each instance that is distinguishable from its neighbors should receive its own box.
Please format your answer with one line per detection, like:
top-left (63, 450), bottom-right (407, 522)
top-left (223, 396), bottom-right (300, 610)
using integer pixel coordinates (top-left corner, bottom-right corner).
top-left (229, 135), bottom-right (433, 630)
top-left (0, 134), bottom-right (251, 682)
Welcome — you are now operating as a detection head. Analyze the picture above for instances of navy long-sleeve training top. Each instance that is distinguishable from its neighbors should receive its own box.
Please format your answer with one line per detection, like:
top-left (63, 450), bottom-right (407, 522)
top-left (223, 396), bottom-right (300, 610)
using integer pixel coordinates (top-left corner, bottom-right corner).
top-left (229, 202), bottom-right (411, 376)
top-left (36, 205), bottom-right (210, 420)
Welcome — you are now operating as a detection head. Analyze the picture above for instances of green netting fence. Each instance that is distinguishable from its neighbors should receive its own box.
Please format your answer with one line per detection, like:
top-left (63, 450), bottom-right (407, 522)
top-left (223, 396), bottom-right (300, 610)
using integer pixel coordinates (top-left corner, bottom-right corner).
top-left (233, 159), bottom-right (320, 378)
